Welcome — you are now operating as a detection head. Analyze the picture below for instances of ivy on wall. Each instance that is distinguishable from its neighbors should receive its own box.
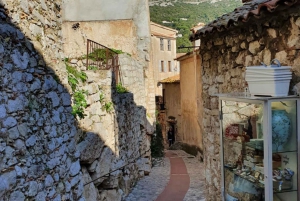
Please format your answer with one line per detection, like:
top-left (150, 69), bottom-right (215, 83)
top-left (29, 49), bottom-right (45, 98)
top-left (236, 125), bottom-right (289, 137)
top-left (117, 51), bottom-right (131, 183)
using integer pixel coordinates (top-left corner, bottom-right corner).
top-left (65, 59), bottom-right (88, 119)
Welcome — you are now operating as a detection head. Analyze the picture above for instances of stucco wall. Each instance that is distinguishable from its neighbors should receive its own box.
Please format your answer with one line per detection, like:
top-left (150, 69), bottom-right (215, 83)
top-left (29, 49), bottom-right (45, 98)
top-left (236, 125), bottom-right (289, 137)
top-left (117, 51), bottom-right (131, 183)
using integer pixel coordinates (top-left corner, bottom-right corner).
top-left (179, 53), bottom-right (203, 151)
top-left (150, 23), bottom-right (179, 96)
top-left (62, 20), bottom-right (137, 58)
top-left (199, 10), bottom-right (300, 201)
top-left (163, 83), bottom-right (181, 142)
top-left (63, 0), bottom-right (139, 21)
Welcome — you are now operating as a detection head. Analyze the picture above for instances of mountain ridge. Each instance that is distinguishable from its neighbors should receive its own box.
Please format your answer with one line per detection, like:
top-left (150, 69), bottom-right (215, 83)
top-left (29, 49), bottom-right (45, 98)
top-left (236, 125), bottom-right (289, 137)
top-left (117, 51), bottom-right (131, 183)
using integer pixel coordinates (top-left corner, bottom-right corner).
top-left (149, 0), bottom-right (243, 52)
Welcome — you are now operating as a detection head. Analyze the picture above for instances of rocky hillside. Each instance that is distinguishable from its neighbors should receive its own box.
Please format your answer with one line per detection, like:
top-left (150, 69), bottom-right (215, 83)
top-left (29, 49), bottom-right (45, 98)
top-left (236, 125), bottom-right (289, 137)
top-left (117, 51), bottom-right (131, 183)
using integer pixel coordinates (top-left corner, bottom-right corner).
top-left (149, 0), bottom-right (242, 52)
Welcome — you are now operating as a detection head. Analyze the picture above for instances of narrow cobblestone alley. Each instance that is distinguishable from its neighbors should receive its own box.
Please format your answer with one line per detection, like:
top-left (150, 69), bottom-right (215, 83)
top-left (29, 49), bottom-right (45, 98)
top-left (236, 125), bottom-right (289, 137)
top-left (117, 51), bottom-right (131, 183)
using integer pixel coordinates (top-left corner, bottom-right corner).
top-left (124, 150), bottom-right (206, 201)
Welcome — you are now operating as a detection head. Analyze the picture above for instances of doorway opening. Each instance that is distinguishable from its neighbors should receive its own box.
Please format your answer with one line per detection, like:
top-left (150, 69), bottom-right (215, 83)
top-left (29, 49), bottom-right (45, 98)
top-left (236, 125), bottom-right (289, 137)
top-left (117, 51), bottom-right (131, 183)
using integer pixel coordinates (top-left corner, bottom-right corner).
top-left (167, 116), bottom-right (177, 145)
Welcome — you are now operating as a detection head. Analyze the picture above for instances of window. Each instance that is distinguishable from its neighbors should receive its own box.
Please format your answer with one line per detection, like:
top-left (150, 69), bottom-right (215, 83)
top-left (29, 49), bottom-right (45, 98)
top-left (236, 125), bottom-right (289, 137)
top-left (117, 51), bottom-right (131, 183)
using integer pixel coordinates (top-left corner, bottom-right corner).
top-left (168, 39), bottom-right (171, 51)
top-left (161, 60), bottom-right (164, 72)
top-left (168, 61), bottom-right (172, 72)
top-left (160, 38), bottom-right (164, 51)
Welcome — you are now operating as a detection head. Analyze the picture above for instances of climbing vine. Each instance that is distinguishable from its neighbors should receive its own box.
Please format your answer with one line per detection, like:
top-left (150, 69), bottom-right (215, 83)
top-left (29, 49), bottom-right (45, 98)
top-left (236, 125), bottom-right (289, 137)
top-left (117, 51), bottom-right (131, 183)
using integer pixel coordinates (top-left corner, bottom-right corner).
top-left (65, 59), bottom-right (88, 119)
top-left (71, 90), bottom-right (88, 119)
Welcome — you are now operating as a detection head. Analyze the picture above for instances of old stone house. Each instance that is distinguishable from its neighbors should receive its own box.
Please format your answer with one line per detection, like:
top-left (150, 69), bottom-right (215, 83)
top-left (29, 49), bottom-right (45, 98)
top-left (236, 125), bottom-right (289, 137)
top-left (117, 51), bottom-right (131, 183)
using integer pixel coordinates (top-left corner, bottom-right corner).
top-left (189, 0), bottom-right (300, 200)
top-left (0, 0), bottom-right (154, 200)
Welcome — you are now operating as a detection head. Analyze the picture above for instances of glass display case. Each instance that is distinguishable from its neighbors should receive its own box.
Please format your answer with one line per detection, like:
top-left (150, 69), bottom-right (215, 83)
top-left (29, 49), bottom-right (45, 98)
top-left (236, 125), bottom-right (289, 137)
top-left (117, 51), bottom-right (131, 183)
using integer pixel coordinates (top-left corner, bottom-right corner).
top-left (217, 93), bottom-right (299, 201)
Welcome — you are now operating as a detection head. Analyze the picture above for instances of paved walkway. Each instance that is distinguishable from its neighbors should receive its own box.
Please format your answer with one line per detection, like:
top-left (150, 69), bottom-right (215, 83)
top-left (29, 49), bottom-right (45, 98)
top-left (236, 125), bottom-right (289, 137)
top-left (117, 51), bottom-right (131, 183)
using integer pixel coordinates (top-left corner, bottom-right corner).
top-left (124, 150), bottom-right (206, 201)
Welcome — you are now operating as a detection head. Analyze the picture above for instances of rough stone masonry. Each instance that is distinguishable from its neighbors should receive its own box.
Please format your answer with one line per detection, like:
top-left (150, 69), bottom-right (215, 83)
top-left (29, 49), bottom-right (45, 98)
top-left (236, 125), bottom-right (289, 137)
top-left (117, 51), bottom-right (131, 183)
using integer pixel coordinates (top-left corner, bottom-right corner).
top-left (198, 9), bottom-right (300, 201)
top-left (0, 1), bottom-right (152, 200)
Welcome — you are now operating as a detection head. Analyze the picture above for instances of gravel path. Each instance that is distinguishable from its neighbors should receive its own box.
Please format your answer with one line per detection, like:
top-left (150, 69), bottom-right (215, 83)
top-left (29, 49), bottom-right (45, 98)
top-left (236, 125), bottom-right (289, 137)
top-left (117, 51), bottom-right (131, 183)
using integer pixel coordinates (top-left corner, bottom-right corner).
top-left (124, 150), bottom-right (206, 201)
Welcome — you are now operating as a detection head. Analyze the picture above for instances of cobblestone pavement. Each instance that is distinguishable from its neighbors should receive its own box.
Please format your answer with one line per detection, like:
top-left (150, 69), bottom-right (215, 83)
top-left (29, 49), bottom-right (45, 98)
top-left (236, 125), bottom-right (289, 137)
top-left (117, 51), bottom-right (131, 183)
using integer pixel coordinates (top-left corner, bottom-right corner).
top-left (124, 150), bottom-right (206, 201)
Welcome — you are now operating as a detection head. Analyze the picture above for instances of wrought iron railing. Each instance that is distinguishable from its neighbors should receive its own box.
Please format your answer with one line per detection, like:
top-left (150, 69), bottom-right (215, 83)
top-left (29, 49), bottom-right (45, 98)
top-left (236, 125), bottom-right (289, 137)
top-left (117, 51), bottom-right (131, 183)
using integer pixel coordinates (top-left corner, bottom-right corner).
top-left (86, 39), bottom-right (119, 72)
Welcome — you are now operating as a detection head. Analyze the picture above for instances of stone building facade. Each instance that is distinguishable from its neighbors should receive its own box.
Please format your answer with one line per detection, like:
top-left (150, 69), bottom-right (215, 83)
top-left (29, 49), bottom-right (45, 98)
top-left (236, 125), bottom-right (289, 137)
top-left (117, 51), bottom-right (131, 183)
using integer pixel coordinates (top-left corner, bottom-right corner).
top-left (0, 0), bottom-right (154, 200)
top-left (189, 1), bottom-right (300, 200)
top-left (150, 22), bottom-right (179, 96)
top-left (62, 0), bottom-right (156, 133)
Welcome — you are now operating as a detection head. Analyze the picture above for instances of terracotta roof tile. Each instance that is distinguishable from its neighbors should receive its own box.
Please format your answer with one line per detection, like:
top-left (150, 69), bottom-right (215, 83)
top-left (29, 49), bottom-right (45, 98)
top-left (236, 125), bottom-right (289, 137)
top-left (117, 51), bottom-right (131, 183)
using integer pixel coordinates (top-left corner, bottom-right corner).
top-left (151, 29), bottom-right (177, 36)
top-left (176, 53), bottom-right (186, 59)
top-left (159, 74), bottom-right (180, 83)
top-left (190, 0), bottom-right (300, 41)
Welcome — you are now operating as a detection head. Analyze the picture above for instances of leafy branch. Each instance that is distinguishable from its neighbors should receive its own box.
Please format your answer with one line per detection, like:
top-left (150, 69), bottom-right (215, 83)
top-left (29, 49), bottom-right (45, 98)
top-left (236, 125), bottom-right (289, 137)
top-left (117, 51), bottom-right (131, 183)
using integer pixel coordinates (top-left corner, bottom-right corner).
top-left (72, 90), bottom-right (88, 119)
top-left (65, 60), bottom-right (88, 119)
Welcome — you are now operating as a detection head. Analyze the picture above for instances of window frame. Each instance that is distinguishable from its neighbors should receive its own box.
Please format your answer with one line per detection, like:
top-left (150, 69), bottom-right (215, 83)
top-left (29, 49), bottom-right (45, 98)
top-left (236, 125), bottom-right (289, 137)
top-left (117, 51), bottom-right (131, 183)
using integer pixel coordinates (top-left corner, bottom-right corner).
top-left (160, 38), bottom-right (164, 51)
top-left (161, 60), bottom-right (164, 72)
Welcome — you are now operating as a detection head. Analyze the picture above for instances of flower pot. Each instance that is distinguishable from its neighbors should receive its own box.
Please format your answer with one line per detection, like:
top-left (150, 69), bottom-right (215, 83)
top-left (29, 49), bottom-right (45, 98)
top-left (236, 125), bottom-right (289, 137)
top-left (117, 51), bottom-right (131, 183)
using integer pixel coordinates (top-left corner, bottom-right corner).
top-left (245, 59), bottom-right (292, 96)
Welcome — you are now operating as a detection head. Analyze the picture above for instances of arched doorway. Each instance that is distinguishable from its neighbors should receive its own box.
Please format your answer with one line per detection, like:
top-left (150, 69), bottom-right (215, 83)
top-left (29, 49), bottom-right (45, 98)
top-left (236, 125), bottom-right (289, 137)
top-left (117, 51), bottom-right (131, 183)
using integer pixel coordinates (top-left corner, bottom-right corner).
top-left (167, 116), bottom-right (177, 145)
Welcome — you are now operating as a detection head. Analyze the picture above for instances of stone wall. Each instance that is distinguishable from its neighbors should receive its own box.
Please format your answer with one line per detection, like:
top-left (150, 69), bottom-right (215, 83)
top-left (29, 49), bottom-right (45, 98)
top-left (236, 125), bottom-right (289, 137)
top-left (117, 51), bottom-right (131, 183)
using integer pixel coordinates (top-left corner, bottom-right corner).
top-left (0, 1), bottom-right (152, 200)
top-left (199, 11), bottom-right (300, 201)
top-left (68, 56), bottom-right (151, 200)
top-left (0, 1), bottom-right (84, 200)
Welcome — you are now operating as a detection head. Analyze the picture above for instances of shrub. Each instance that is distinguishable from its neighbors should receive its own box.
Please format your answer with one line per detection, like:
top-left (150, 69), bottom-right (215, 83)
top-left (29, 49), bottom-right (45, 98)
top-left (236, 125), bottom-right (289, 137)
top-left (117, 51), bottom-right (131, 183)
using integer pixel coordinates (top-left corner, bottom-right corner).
top-left (116, 83), bottom-right (129, 93)
top-left (151, 123), bottom-right (165, 158)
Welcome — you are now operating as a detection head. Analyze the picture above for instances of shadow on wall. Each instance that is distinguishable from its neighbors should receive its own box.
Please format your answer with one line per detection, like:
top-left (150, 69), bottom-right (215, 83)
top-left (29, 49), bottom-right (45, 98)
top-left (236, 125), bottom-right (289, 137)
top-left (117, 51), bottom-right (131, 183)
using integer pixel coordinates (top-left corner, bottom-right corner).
top-left (79, 71), bottom-right (153, 200)
top-left (0, 4), bottom-right (152, 201)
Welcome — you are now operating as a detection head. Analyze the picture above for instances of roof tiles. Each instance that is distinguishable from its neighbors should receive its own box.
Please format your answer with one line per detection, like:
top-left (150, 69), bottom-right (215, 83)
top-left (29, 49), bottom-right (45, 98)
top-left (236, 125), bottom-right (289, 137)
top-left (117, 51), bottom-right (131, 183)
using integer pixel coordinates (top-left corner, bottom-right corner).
top-left (159, 74), bottom-right (180, 83)
top-left (189, 0), bottom-right (300, 41)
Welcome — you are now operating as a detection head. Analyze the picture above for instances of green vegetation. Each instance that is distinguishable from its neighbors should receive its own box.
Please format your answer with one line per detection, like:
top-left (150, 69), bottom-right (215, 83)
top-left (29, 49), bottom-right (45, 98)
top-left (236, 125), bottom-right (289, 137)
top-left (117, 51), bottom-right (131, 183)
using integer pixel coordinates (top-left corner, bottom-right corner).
top-left (72, 90), bottom-right (88, 119)
top-left (36, 33), bottom-right (42, 43)
top-left (65, 61), bottom-right (88, 119)
top-left (99, 93), bottom-right (105, 103)
top-left (68, 75), bottom-right (79, 92)
top-left (87, 49), bottom-right (110, 62)
top-left (116, 83), bottom-right (129, 94)
top-left (81, 48), bottom-right (129, 65)
top-left (149, 0), bottom-right (242, 52)
top-left (87, 66), bottom-right (98, 71)
top-left (66, 62), bottom-right (87, 91)
top-left (103, 102), bottom-right (113, 113)
top-left (151, 123), bottom-right (165, 158)
top-left (111, 48), bottom-right (131, 57)
top-left (66, 63), bottom-right (87, 83)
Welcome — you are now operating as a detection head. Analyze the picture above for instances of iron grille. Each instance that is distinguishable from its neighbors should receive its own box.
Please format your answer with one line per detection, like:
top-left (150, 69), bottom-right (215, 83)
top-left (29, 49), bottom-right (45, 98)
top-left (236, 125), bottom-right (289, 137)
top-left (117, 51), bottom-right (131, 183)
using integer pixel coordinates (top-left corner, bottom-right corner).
top-left (86, 39), bottom-right (119, 71)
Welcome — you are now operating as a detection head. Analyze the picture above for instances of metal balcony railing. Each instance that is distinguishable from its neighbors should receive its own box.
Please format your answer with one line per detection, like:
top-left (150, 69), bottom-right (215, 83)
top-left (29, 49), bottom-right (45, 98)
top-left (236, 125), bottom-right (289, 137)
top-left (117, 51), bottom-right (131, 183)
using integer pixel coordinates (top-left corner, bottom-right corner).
top-left (86, 39), bottom-right (119, 82)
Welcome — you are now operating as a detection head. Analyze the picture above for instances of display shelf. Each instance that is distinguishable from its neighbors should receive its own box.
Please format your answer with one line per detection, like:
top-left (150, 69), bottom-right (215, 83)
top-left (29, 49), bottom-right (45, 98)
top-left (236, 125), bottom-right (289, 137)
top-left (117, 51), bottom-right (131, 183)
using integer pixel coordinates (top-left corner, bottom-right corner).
top-left (274, 189), bottom-right (297, 194)
top-left (224, 138), bottom-right (297, 153)
top-left (218, 95), bottom-right (299, 201)
top-left (245, 141), bottom-right (263, 151)
top-left (225, 166), bottom-right (296, 194)
top-left (224, 166), bottom-right (265, 189)
top-left (273, 150), bottom-right (297, 154)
